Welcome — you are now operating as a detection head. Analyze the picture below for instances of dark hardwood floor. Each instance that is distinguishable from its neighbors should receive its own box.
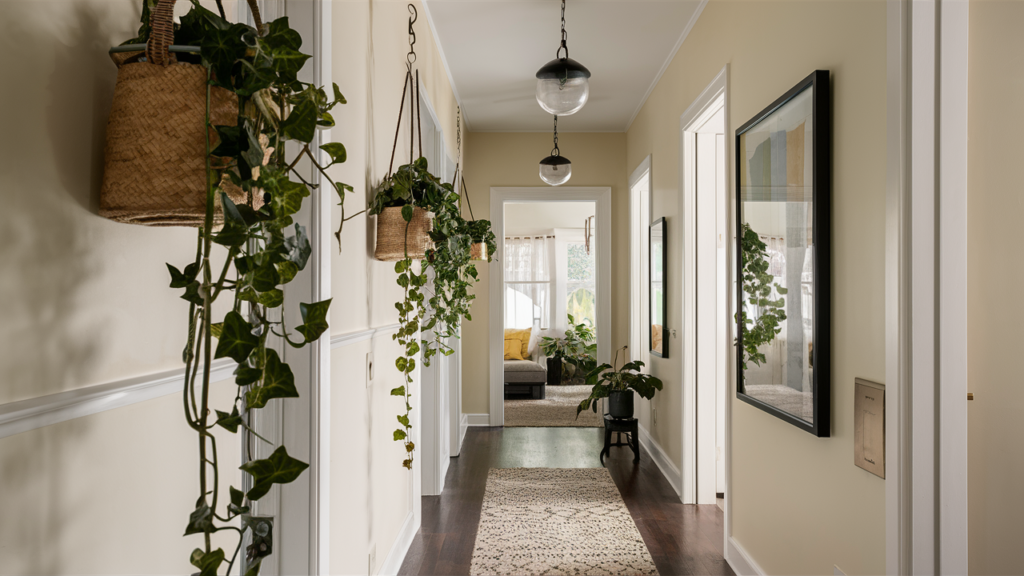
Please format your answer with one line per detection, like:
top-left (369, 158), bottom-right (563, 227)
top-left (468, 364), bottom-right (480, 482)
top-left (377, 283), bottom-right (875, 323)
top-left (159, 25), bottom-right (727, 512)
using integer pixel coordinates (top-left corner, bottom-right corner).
top-left (399, 427), bottom-right (734, 576)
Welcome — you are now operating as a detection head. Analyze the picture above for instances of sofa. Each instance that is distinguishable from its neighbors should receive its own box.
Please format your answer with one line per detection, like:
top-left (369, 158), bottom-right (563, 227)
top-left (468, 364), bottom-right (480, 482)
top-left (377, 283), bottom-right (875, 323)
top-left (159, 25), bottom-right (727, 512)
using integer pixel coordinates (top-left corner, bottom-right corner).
top-left (503, 327), bottom-right (548, 399)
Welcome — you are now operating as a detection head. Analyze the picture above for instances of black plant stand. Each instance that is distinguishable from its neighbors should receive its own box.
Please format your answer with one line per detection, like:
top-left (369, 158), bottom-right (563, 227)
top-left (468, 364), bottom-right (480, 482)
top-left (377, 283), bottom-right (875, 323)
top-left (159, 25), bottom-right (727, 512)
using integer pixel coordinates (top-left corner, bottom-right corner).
top-left (601, 414), bottom-right (639, 464)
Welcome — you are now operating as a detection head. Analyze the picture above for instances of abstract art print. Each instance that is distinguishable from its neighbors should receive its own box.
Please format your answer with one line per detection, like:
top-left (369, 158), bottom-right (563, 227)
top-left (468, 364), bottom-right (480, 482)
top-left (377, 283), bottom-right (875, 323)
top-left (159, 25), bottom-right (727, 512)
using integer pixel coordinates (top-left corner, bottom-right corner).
top-left (735, 70), bottom-right (831, 436)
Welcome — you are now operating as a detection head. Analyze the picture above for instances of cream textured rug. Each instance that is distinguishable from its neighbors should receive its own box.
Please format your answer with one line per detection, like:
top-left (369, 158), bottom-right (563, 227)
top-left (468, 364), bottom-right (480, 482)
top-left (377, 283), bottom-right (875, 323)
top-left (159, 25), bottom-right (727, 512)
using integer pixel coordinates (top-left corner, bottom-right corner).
top-left (470, 468), bottom-right (659, 576)
top-left (504, 385), bottom-right (603, 428)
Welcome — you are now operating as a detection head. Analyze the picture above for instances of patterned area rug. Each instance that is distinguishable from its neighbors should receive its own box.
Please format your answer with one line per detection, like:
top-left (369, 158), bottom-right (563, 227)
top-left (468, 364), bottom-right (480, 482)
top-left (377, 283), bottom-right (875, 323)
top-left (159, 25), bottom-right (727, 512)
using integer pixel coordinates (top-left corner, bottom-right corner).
top-left (470, 468), bottom-right (659, 576)
top-left (504, 385), bottom-right (603, 427)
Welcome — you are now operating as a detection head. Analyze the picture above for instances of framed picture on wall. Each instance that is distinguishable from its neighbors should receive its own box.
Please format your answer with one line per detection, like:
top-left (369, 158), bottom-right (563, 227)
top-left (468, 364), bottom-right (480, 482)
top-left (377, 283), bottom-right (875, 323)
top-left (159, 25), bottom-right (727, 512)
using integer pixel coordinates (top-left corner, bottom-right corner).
top-left (735, 70), bottom-right (831, 437)
top-left (650, 217), bottom-right (668, 358)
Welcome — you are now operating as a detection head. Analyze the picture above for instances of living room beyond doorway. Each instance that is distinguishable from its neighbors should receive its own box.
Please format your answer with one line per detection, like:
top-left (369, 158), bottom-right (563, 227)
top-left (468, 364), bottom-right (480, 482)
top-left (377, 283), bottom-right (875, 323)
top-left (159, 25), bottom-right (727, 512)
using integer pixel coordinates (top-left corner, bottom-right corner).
top-left (501, 200), bottom-right (602, 428)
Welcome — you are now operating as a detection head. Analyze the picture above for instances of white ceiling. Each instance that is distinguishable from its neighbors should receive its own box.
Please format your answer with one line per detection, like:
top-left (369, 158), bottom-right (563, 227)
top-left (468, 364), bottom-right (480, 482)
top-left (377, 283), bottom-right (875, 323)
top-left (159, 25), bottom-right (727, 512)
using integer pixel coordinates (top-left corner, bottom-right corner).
top-left (423, 0), bottom-right (705, 132)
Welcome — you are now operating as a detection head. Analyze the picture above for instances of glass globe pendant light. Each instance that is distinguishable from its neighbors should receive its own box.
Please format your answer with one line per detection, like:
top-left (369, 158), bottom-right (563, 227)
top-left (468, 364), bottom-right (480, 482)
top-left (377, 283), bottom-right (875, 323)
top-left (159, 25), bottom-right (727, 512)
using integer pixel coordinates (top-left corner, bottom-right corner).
top-left (539, 116), bottom-right (572, 186)
top-left (535, 0), bottom-right (591, 116)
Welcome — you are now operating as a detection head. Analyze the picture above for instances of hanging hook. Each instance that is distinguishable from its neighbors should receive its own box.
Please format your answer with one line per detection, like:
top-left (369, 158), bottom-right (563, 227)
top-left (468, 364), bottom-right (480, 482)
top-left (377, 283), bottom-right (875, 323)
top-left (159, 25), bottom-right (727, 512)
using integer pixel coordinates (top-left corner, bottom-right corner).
top-left (407, 4), bottom-right (418, 68)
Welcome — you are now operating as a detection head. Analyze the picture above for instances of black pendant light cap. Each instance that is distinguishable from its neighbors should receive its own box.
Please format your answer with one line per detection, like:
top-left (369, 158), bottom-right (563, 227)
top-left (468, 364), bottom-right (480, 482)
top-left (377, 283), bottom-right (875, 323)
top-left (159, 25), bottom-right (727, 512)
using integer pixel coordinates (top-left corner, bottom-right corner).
top-left (536, 57), bottom-right (591, 80)
top-left (540, 154), bottom-right (572, 166)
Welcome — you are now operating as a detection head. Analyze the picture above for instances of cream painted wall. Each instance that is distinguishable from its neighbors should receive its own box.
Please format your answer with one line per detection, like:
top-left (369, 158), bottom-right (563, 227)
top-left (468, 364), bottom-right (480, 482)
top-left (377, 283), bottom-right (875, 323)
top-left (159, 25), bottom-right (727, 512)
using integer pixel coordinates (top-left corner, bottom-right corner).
top-left (461, 132), bottom-right (627, 415)
top-left (625, 1), bottom-right (886, 574)
top-left (967, 2), bottom-right (1024, 574)
top-left (326, 1), bottom-right (463, 573)
top-left (0, 1), bottom-right (244, 573)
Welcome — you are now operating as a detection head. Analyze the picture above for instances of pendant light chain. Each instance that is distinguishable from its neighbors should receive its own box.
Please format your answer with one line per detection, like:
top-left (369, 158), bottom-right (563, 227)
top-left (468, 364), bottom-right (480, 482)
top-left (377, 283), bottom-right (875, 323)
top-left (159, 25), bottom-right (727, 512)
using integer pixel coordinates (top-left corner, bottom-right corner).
top-left (551, 115), bottom-right (560, 157)
top-left (558, 0), bottom-right (568, 59)
top-left (407, 4), bottom-right (418, 69)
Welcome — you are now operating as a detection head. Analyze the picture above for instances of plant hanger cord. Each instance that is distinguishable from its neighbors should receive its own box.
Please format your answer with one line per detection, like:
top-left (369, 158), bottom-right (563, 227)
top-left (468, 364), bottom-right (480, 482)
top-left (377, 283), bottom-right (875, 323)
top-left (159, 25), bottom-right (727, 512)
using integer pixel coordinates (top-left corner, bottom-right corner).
top-left (386, 4), bottom-right (423, 178)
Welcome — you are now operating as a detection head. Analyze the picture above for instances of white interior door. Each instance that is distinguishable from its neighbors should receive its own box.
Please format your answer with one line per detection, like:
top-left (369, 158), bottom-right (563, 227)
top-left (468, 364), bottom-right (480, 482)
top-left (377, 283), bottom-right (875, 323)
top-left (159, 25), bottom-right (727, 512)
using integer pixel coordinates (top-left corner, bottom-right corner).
top-left (695, 132), bottom-right (718, 505)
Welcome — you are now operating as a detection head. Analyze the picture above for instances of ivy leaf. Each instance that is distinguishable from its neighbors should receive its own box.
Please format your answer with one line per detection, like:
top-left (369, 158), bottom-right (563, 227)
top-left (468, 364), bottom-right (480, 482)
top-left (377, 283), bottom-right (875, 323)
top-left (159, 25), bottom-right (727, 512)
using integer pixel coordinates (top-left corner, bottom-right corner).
top-left (245, 349), bottom-right (298, 409)
top-left (390, 386), bottom-right (405, 396)
top-left (200, 24), bottom-right (249, 88)
top-left (401, 204), bottom-right (414, 223)
top-left (214, 311), bottom-right (259, 363)
top-left (190, 548), bottom-right (226, 576)
top-left (235, 365), bottom-right (263, 386)
top-left (258, 289), bottom-right (284, 308)
top-left (295, 299), bottom-right (332, 343)
top-left (184, 501), bottom-right (215, 535)
top-left (394, 429), bottom-right (407, 441)
top-left (334, 182), bottom-right (353, 206)
top-left (284, 224), bottom-right (311, 270)
top-left (167, 263), bottom-right (198, 289)
top-left (333, 83), bottom-right (347, 105)
top-left (228, 486), bottom-right (249, 516)
top-left (211, 125), bottom-right (241, 157)
top-left (240, 124), bottom-right (265, 174)
top-left (210, 322), bottom-right (224, 339)
top-left (264, 17), bottom-right (302, 51)
top-left (281, 99), bottom-right (317, 143)
top-left (270, 177), bottom-right (310, 221)
top-left (181, 280), bottom-right (204, 306)
top-left (239, 445), bottom-right (309, 501)
top-left (277, 261), bottom-right (299, 284)
top-left (321, 142), bottom-right (347, 166)
top-left (252, 261), bottom-right (281, 292)
top-left (214, 193), bottom-right (249, 247)
top-left (215, 407), bottom-right (244, 433)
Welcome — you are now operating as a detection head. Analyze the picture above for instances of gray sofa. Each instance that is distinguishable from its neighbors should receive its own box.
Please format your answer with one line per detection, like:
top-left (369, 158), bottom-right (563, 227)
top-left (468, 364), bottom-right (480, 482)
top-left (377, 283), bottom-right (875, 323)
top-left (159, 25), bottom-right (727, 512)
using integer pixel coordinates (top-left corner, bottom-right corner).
top-left (503, 358), bottom-right (547, 399)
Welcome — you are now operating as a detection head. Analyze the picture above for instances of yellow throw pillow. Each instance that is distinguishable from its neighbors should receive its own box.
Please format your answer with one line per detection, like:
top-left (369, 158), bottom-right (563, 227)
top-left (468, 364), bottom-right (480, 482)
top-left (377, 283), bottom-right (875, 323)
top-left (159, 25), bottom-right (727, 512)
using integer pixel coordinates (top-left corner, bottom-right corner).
top-left (503, 339), bottom-right (524, 360)
top-left (503, 328), bottom-right (532, 359)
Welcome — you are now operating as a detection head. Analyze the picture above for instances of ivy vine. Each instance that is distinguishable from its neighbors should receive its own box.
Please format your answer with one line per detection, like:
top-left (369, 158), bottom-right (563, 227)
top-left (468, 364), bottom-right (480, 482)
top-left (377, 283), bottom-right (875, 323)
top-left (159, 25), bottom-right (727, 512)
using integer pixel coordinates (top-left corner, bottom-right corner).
top-left (128, 2), bottom-right (352, 573)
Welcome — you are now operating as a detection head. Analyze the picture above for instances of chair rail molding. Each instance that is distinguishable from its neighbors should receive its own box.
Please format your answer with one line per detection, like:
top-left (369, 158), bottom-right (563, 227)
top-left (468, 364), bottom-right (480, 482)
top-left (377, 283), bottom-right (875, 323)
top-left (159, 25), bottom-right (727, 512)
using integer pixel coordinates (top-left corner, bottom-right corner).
top-left (0, 324), bottom-right (402, 441)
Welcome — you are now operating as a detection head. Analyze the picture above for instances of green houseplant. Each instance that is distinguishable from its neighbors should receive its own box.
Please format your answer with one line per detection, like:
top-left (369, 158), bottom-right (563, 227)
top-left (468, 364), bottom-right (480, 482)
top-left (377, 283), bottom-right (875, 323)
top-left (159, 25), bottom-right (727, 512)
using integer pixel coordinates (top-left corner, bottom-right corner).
top-left (735, 222), bottom-right (787, 380)
top-left (369, 157), bottom-right (494, 468)
top-left (577, 346), bottom-right (663, 420)
top-left (118, 1), bottom-right (351, 573)
top-left (539, 314), bottom-right (597, 384)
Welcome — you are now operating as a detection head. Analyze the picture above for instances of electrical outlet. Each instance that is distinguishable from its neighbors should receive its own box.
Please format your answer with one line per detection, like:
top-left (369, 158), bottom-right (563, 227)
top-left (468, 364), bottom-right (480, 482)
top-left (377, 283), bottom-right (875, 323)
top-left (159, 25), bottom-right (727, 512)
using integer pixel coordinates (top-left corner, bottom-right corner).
top-left (369, 544), bottom-right (376, 575)
top-left (366, 352), bottom-right (374, 387)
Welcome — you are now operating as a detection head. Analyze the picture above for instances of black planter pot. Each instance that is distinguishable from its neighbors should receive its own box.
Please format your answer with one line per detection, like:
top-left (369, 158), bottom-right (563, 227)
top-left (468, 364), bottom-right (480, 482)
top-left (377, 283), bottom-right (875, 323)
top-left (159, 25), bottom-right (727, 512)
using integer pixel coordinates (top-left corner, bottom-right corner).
top-left (546, 357), bottom-right (562, 386)
top-left (608, 390), bottom-right (635, 419)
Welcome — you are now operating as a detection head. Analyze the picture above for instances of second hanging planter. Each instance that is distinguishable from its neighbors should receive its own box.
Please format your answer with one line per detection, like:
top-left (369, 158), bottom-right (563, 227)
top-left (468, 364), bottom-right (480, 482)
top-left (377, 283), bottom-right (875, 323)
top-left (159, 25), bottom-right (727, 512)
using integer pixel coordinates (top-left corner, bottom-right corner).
top-left (374, 206), bottom-right (434, 261)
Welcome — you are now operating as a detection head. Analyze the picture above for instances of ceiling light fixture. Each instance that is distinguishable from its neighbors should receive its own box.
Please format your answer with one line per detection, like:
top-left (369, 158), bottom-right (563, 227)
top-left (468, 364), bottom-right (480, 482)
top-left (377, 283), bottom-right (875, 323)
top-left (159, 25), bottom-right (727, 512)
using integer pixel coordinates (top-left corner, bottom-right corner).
top-left (539, 116), bottom-right (571, 186)
top-left (535, 0), bottom-right (591, 116)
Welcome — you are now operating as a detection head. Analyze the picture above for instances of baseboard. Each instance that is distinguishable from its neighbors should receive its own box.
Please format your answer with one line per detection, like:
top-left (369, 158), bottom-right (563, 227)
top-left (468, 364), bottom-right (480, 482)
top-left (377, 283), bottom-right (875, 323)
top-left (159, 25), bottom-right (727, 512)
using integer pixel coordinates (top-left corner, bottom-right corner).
top-left (726, 536), bottom-right (766, 576)
top-left (377, 510), bottom-right (418, 576)
top-left (637, 424), bottom-right (683, 498)
top-left (465, 413), bottom-right (491, 427)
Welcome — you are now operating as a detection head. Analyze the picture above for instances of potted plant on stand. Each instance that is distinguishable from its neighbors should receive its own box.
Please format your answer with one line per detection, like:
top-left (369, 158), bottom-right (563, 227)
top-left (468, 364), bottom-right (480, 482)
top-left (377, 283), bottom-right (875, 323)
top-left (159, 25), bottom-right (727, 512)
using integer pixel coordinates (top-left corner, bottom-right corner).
top-left (577, 346), bottom-right (663, 420)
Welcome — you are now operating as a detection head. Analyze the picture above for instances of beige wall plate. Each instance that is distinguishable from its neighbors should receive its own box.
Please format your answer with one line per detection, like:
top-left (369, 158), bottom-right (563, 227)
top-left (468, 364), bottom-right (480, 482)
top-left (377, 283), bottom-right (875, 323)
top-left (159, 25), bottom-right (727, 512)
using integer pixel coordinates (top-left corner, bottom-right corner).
top-left (854, 378), bottom-right (885, 478)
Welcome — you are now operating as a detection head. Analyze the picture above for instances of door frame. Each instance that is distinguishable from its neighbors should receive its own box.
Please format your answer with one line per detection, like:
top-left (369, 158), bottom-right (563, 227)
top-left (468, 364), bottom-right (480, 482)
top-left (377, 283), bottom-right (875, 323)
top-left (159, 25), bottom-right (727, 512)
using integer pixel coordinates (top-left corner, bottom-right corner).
top-left (677, 66), bottom-right (729, 511)
top-left (886, 1), bottom-right (969, 573)
top-left (628, 156), bottom-right (652, 370)
top-left (487, 187), bottom-right (613, 427)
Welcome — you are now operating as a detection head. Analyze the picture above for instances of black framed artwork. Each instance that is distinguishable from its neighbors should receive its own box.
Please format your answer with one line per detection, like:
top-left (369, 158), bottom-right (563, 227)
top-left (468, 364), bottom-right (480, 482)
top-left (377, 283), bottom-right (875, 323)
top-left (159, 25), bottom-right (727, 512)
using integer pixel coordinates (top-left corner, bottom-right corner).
top-left (735, 70), bottom-right (831, 437)
top-left (650, 217), bottom-right (668, 358)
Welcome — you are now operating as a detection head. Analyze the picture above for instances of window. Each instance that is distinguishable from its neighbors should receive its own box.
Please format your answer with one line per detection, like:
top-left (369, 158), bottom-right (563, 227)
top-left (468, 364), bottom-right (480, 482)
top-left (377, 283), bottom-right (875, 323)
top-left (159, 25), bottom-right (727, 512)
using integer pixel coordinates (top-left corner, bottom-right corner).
top-left (565, 241), bottom-right (596, 330)
top-left (503, 236), bottom-right (554, 330)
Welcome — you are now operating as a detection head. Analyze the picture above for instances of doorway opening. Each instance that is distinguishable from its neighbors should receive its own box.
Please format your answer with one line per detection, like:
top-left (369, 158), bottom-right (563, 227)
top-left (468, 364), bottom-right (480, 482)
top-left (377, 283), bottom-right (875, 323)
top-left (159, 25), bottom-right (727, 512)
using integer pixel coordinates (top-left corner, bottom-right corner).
top-left (501, 201), bottom-right (602, 428)
top-left (488, 188), bottom-right (612, 428)
top-left (680, 68), bottom-right (730, 512)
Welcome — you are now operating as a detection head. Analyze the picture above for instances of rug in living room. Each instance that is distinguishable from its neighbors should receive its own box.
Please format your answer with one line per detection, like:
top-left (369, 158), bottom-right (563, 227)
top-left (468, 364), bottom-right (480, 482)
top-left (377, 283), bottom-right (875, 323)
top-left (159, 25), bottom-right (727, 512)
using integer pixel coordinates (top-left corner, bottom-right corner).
top-left (469, 468), bottom-right (659, 576)
top-left (504, 384), bottom-right (603, 427)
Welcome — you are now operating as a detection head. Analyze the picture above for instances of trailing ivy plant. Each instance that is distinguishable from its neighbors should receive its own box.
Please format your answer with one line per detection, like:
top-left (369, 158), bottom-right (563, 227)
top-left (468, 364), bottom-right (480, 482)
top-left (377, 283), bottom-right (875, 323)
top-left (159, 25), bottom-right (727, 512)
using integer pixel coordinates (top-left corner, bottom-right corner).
top-left (735, 222), bottom-right (788, 378)
top-left (368, 157), bottom-right (493, 468)
top-left (128, 2), bottom-right (353, 574)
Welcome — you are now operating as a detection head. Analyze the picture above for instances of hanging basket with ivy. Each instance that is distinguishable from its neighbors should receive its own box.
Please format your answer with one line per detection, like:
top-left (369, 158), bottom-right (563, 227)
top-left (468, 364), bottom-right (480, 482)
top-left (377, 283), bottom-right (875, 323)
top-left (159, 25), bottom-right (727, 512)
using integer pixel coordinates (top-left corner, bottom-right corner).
top-left (101, 0), bottom-right (257, 226)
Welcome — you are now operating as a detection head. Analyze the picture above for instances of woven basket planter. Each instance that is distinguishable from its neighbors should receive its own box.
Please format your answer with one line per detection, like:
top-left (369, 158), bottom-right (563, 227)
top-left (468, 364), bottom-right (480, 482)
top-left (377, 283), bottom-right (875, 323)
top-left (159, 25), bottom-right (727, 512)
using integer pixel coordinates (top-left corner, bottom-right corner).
top-left (100, 0), bottom-right (251, 226)
top-left (374, 207), bottom-right (433, 262)
top-left (470, 242), bottom-right (488, 261)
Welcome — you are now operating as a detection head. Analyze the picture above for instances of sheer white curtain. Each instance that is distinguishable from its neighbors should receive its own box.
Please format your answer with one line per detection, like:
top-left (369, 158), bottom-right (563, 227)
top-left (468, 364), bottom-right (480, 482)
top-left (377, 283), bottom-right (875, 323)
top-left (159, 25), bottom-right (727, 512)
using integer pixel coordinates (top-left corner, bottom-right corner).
top-left (504, 236), bottom-right (555, 330)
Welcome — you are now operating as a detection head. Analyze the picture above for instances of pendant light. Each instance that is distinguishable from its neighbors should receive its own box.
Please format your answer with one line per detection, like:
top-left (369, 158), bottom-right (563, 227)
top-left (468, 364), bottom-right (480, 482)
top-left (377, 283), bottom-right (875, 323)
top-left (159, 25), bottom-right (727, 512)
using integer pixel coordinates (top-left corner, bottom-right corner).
top-left (539, 116), bottom-right (571, 186)
top-left (535, 0), bottom-right (591, 116)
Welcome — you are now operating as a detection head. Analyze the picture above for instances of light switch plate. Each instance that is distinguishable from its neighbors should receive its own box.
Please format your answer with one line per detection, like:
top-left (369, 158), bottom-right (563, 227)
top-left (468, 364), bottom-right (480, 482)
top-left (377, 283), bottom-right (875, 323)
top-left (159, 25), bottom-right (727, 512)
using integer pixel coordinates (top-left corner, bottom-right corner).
top-left (854, 378), bottom-right (885, 478)
top-left (366, 352), bottom-right (374, 387)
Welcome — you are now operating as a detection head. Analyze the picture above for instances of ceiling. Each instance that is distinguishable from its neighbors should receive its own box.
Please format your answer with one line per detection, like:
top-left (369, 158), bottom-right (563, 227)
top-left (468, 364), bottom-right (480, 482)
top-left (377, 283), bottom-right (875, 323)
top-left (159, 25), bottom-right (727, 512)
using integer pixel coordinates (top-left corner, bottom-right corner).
top-left (423, 0), bottom-right (705, 133)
